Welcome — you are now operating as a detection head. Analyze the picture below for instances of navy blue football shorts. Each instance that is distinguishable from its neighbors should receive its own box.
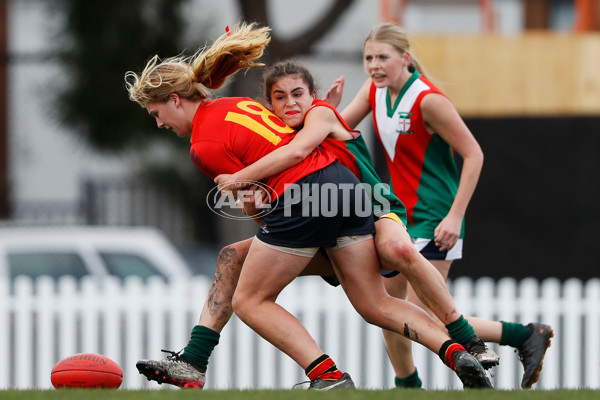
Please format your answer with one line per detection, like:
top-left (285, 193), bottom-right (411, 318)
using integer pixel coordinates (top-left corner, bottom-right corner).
top-left (256, 161), bottom-right (375, 248)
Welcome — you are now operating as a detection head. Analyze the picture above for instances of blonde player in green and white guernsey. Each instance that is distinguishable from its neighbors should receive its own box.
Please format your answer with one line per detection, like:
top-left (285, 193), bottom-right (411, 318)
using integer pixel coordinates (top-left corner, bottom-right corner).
top-left (325, 22), bottom-right (553, 389)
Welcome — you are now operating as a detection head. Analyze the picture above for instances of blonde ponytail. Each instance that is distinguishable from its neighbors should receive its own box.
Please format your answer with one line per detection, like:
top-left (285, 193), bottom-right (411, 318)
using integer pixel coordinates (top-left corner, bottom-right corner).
top-left (191, 22), bottom-right (271, 90)
top-left (125, 21), bottom-right (270, 106)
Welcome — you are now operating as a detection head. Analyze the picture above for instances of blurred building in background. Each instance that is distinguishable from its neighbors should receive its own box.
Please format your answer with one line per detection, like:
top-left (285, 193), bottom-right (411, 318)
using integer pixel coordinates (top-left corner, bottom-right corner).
top-left (1, 0), bottom-right (599, 280)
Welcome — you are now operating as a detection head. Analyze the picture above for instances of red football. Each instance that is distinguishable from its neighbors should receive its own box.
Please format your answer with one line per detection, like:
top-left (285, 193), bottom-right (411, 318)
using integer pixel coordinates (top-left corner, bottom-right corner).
top-left (51, 353), bottom-right (123, 389)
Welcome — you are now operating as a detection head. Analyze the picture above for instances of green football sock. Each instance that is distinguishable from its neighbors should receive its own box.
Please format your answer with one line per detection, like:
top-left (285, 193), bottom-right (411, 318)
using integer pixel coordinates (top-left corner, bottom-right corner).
top-left (499, 321), bottom-right (531, 348)
top-left (395, 368), bottom-right (422, 388)
top-left (445, 315), bottom-right (476, 344)
top-left (182, 325), bottom-right (220, 373)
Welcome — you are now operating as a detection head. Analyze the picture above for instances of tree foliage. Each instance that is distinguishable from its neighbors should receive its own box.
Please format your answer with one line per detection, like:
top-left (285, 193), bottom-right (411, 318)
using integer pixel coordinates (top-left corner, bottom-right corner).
top-left (49, 0), bottom-right (355, 152)
top-left (49, 0), bottom-right (189, 152)
top-left (231, 0), bottom-right (356, 97)
top-left (238, 0), bottom-right (354, 58)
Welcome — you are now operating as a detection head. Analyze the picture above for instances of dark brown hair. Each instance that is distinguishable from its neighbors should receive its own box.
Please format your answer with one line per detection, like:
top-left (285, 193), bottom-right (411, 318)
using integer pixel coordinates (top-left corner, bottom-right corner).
top-left (263, 60), bottom-right (317, 103)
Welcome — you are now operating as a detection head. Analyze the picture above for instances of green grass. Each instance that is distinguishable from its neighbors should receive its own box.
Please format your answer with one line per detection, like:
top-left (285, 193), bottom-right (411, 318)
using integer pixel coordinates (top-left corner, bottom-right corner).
top-left (1, 389), bottom-right (599, 400)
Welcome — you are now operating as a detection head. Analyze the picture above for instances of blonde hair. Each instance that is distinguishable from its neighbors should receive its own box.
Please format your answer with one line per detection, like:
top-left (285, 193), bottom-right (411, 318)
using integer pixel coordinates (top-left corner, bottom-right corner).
top-left (363, 22), bottom-right (428, 78)
top-left (125, 22), bottom-right (271, 106)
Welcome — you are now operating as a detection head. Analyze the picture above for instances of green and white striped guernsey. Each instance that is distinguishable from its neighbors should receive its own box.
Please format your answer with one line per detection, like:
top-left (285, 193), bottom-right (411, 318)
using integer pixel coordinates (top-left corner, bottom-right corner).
top-left (368, 70), bottom-right (463, 239)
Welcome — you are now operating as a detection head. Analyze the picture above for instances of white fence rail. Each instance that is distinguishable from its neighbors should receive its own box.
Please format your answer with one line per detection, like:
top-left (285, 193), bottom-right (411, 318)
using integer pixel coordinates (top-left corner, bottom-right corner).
top-left (1, 275), bottom-right (599, 390)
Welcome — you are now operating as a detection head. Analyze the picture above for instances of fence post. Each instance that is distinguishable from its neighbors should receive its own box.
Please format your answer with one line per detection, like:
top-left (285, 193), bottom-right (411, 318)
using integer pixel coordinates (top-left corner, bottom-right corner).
top-left (101, 277), bottom-right (122, 370)
top-left (36, 277), bottom-right (56, 389)
top-left (564, 278), bottom-right (584, 388)
top-left (584, 279), bottom-right (600, 388)
top-left (496, 277), bottom-right (518, 389)
top-left (56, 277), bottom-right (78, 360)
top-left (540, 278), bottom-right (561, 389)
top-left (14, 277), bottom-right (34, 388)
top-left (80, 277), bottom-right (100, 354)
top-left (123, 277), bottom-right (145, 389)
top-left (145, 277), bottom-right (168, 372)
top-left (0, 275), bottom-right (9, 388)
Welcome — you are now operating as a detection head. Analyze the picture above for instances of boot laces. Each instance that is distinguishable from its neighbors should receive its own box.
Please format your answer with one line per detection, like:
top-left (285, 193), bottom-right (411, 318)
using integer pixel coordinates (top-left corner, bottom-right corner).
top-left (161, 349), bottom-right (185, 362)
top-left (468, 338), bottom-right (487, 353)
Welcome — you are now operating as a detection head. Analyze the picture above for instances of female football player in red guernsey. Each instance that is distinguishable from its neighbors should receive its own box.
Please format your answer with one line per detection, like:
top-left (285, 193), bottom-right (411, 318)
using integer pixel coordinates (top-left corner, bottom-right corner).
top-left (219, 58), bottom-right (500, 364)
top-left (125, 22), bottom-right (492, 390)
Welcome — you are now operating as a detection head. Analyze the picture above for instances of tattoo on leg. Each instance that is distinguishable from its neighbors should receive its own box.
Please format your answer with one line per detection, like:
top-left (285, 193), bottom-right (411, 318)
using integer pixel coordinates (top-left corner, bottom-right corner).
top-left (402, 323), bottom-right (419, 340)
top-left (403, 323), bottom-right (410, 338)
top-left (207, 247), bottom-right (240, 319)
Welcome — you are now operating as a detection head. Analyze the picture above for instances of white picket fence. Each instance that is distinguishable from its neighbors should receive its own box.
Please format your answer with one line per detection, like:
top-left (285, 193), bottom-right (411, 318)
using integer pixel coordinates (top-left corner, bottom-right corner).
top-left (1, 275), bottom-right (599, 390)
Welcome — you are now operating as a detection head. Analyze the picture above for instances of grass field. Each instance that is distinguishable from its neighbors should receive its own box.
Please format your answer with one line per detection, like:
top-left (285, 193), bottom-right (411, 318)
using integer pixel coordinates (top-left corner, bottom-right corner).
top-left (2, 389), bottom-right (600, 400)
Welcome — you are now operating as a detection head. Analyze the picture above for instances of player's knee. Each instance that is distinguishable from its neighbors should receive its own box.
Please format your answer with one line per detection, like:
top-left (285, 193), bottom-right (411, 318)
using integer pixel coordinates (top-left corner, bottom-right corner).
top-left (217, 244), bottom-right (245, 270)
top-left (231, 291), bottom-right (249, 318)
top-left (381, 240), bottom-right (419, 269)
top-left (354, 301), bottom-right (386, 326)
top-left (362, 309), bottom-right (387, 326)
